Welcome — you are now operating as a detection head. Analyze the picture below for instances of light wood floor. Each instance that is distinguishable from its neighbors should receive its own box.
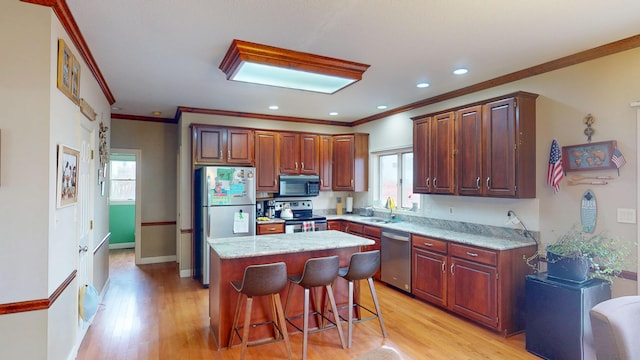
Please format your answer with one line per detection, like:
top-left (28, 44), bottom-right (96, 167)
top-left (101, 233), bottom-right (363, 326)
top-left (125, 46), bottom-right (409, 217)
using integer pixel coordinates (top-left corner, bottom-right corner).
top-left (77, 249), bottom-right (539, 359)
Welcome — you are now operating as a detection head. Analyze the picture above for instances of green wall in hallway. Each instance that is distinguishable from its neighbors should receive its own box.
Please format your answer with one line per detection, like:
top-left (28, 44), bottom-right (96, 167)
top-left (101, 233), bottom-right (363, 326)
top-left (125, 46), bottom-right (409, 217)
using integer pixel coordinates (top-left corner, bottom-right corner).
top-left (109, 204), bottom-right (135, 245)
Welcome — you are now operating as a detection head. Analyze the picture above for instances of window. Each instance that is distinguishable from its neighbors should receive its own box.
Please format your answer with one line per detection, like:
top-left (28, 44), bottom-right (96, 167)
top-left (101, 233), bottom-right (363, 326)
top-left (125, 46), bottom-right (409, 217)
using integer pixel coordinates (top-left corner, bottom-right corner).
top-left (109, 159), bottom-right (136, 201)
top-left (377, 149), bottom-right (419, 210)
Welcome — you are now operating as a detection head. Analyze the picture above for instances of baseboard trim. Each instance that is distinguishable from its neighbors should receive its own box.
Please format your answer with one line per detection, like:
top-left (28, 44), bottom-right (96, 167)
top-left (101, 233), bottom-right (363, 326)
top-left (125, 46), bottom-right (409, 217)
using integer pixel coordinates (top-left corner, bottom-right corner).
top-left (109, 242), bottom-right (134, 249)
top-left (179, 269), bottom-right (192, 278)
top-left (137, 255), bottom-right (177, 265)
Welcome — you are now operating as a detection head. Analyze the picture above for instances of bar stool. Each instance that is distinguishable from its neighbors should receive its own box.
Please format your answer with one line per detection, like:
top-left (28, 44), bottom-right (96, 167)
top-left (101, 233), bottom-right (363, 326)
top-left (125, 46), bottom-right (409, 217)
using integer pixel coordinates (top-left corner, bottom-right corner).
top-left (338, 250), bottom-right (387, 348)
top-left (228, 262), bottom-right (292, 360)
top-left (285, 255), bottom-right (346, 359)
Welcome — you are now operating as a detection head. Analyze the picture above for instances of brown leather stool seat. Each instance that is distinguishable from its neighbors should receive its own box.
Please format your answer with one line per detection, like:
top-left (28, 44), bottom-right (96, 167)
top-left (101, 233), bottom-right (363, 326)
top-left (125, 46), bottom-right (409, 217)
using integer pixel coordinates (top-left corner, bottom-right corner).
top-left (228, 262), bottom-right (292, 360)
top-left (285, 255), bottom-right (346, 359)
top-left (338, 250), bottom-right (387, 348)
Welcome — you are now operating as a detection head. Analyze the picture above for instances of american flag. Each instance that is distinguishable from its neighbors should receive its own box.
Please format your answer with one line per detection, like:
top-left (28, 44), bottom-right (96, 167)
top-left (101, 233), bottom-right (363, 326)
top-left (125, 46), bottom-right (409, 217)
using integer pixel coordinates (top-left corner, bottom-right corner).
top-left (611, 148), bottom-right (626, 169)
top-left (547, 139), bottom-right (564, 193)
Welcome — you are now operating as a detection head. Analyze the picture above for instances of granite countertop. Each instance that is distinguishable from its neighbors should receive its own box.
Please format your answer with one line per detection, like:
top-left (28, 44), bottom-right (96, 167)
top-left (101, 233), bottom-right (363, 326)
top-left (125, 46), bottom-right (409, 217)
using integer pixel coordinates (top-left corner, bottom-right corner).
top-left (326, 214), bottom-right (537, 251)
top-left (208, 230), bottom-right (374, 259)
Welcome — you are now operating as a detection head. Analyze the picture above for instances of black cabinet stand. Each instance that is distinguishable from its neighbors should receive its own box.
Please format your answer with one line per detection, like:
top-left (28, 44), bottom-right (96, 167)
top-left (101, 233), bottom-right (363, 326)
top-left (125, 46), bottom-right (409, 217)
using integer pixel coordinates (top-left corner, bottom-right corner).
top-left (525, 273), bottom-right (611, 360)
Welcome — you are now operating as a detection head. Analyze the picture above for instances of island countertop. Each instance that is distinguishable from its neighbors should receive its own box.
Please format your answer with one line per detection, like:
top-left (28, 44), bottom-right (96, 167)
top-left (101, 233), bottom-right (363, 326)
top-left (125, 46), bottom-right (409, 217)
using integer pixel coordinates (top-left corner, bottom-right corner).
top-left (208, 230), bottom-right (374, 259)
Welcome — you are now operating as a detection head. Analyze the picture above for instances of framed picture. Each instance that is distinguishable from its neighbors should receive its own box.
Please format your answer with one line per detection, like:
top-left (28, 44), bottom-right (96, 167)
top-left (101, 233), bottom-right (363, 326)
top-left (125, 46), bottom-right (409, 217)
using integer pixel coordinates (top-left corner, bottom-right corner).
top-left (57, 145), bottom-right (80, 208)
top-left (561, 140), bottom-right (617, 172)
top-left (71, 54), bottom-right (81, 103)
top-left (56, 39), bottom-right (78, 104)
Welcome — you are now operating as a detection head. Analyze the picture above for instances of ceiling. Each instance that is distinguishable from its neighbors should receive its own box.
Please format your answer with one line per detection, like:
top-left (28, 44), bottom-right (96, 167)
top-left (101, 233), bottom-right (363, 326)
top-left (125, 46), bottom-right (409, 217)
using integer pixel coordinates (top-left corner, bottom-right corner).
top-left (66, 0), bottom-right (640, 124)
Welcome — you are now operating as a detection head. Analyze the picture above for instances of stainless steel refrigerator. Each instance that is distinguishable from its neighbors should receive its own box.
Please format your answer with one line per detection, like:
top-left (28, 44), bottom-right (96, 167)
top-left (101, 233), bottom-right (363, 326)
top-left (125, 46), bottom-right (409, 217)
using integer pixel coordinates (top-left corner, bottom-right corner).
top-left (194, 166), bottom-right (256, 287)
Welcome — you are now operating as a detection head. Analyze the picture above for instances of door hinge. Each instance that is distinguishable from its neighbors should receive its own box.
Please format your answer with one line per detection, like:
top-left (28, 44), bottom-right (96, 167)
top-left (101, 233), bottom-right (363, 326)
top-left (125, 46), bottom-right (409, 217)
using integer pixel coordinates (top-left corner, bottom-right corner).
top-left (89, 220), bottom-right (93, 230)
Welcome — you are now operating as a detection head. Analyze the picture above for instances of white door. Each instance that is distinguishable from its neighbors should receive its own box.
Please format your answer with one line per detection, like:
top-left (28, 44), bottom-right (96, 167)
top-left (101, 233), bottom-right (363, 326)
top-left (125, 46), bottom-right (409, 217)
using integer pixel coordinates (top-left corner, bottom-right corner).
top-left (77, 122), bottom-right (95, 341)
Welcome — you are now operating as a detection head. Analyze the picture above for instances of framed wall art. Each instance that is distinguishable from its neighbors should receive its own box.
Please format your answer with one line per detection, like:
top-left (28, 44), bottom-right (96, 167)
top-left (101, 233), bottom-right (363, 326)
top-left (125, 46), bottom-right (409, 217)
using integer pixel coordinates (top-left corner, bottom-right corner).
top-left (561, 140), bottom-right (617, 172)
top-left (57, 144), bottom-right (80, 208)
top-left (56, 39), bottom-right (79, 104)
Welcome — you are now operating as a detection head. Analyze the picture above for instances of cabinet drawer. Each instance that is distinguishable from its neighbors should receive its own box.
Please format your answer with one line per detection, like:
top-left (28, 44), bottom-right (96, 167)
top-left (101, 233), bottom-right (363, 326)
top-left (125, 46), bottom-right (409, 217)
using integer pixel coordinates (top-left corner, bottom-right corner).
top-left (449, 243), bottom-right (497, 266)
top-left (257, 223), bottom-right (285, 235)
top-left (346, 222), bottom-right (364, 235)
top-left (412, 235), bottom-right (447, 254)
top-left (363, 225), bottom-right (381, 238)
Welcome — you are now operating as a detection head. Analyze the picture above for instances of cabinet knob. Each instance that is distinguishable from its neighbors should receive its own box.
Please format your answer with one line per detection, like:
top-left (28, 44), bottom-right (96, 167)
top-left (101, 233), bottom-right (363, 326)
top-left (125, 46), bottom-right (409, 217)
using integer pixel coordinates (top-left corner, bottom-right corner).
top-left (466, 252), bottom-right (479, 257)
top-left (476, 177), bottom-right (480, 190)
top-left (426, 178), bottom-right (430, 189)
top-left (228, 150), bottom-right (231, 159)
top-left (219, 150), bottom-right (222, 158)
top-left (486, 177), bottom-right (491, 190)
top-left (424, 242), bottom-right (433, 247)
top-left (441, 262), bottom-right (445, 273)
top-left (433, 178), bottom-right (437, 188)
top-left (295, 162), bottom-right (299, 170)
top-left (450, 263), bottom-right (455, 275)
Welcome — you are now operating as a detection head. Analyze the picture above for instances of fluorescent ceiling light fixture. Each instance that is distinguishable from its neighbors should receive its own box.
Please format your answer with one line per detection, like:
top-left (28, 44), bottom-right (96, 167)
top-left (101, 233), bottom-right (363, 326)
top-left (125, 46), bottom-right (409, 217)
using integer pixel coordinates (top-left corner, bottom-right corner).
top-left (377, 105), bottom-right (388, 110)
top-left (453, 68), bottom-right (469, 75)
top-left (268, 105), bottom-right (279, 110)
top-left (219, 39), bottom-right (370, 94)
top-left (416, 82), bottom-right (430, 88)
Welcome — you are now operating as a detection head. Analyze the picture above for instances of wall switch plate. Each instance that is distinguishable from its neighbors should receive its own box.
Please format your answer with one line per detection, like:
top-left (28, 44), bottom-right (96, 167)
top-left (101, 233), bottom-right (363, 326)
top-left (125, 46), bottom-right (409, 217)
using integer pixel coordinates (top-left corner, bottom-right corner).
top-left (616, 208), bottom-right (636, 224)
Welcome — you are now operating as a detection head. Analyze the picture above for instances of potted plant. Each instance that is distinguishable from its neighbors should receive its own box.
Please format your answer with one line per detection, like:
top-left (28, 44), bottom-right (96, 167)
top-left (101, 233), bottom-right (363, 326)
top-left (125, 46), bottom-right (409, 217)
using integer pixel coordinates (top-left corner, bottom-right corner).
top-left (543, 226), bottom-right (631, 283)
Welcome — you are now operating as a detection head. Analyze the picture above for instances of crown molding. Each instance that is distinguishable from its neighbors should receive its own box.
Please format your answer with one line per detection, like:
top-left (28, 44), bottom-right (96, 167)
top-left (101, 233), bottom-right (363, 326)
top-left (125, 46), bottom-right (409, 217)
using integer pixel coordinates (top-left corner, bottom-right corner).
top-left (21, 0), bottom-right (115, 105)
top-left (175, 106), bottom-right (351, 127)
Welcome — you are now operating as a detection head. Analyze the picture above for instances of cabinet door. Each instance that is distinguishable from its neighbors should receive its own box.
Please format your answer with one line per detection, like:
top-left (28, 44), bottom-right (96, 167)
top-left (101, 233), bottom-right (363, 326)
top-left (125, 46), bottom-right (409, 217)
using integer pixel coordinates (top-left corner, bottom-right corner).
top-left (279, 133), bottom-right (300, 174)
top-left (319, 135), bottom-right (332, 190)
top-left (227, 128), bottom-right (254, 165)
top-left (413, 247), bottom-right (447, 306)
top-left (300, 134), bottom-right (319, 175)
top-left (456, 106), bottom-right (483, 195)
top-left (483, 98), bottom-right (516, 197)
top-left (332, 135), bottom-right (355, 191)
top-left (413, 118), bottom-right (431, 193)
top-left (193, 126), bottom-right (225, 164)
top-left (431, 112), bottom-right (455, 194)
top-left (327, 220), bottom-right (342, 231)
top-left (448, 257), bottom-right (498, 329)
top-left (255, 131), bottom-right (279, 192)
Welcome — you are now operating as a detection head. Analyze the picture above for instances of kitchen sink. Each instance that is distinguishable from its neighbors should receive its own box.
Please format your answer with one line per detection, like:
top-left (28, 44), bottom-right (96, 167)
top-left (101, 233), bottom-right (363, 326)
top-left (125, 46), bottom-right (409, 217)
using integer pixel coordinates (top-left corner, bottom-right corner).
top-left (361, 217), bottom-right (399, 224)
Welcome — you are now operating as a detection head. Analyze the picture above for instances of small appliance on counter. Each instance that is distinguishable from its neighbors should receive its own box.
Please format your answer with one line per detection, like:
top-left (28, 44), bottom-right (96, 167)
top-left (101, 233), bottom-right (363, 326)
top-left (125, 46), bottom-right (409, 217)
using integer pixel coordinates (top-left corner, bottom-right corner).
top-left (274, 200), bottom-right (327, 233)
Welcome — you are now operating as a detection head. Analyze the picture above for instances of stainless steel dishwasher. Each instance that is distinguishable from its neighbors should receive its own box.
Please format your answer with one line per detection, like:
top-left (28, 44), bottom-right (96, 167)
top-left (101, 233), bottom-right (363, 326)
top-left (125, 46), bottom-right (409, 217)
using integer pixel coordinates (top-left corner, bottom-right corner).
top-left (381, 229), bottom-right (411, 293)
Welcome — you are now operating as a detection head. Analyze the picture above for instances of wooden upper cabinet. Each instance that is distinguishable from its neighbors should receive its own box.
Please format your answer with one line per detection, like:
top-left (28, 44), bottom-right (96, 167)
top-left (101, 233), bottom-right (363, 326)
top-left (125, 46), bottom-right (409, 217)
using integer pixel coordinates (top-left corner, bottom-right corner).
top-left (332, 134), bottom-right (368, 192)
top-left (413, 91), bottom-right (537, 198)
top-left (431, 112), bottom-right (455, 194)
top-left (482, 93), bottom-right (537, 198)
top-left (255, 131), bottom-right (279, 192)
top-left (192, 124), bottom-right (254, 166)
top-left (227, 128), bottom-right (254, 165)
top-left (456, 106), bottom-right (483, 195)
top-left (412, 113), bottom-right (454, 194)
top-left (319, 135), bottom-right (333, 190)
top-left (279, 133), bottom-right (319, 175)
top-left (413, 118), bottom-right (431, 193)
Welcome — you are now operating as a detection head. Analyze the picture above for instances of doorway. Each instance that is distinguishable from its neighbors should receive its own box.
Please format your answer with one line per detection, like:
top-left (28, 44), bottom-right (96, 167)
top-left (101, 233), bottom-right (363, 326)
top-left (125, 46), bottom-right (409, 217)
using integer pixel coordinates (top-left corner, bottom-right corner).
top-left (109, 149), bottom-right (142, 264)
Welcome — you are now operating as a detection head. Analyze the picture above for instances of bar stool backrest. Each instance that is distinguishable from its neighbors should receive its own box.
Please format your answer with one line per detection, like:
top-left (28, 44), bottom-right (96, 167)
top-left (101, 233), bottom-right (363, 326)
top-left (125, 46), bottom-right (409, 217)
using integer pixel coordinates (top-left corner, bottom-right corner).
top-left (298, 256), bottom-right (340, 288)
top-left (342, 250), bottom-right (380, 281)
top-left (239, 262), bottom-right (288, 297)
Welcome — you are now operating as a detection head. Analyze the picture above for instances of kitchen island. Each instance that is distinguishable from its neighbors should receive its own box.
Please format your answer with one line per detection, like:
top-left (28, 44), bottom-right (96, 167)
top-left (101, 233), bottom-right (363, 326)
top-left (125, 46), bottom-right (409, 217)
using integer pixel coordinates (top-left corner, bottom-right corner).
top-left (208, 230), bottom-right (374, 349)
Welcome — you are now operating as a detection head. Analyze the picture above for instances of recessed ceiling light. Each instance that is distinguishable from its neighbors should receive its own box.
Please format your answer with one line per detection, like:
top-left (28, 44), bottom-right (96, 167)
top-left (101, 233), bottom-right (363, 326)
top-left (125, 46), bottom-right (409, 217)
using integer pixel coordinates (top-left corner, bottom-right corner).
top-left (268, 105), bottom-right (279, 110)
top-left (219, 39), bottom-right (370, 94)
top-left (377, 105), bottom-right (388, 110)
top-left (453, 68), bottom-right (468, 75)
top-left (152, 111), bottom-right (162, 116)
top-left (329, 112), bottom-right (339, 116)
top-left (416, 82), bottom-right (430, 88)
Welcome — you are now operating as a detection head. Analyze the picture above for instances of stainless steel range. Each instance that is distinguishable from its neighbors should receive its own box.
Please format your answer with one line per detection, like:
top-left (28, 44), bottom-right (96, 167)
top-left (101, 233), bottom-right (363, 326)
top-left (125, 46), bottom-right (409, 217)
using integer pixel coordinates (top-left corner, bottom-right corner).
top-left (274, 200), bottom-right (327, 233)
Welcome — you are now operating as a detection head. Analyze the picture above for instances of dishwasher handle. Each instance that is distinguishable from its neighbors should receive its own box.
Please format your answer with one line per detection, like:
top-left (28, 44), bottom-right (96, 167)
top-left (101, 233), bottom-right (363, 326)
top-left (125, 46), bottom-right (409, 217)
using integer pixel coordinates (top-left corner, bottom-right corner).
top-left (382, 231), bottom-right (410, 242)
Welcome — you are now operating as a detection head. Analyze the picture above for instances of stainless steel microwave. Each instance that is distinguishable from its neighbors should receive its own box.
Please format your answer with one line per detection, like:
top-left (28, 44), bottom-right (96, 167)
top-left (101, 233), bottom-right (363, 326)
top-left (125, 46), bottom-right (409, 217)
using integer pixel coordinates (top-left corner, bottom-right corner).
top-left (277, 175), bottom-right (320, 197)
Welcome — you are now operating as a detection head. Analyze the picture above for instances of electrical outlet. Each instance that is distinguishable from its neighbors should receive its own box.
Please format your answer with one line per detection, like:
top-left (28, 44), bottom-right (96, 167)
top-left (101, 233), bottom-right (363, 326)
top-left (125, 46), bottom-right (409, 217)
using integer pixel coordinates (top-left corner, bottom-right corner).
top-left (616, 208), bottom-right (636, 224)
top-left (449, 207), bottom-right (454, 215)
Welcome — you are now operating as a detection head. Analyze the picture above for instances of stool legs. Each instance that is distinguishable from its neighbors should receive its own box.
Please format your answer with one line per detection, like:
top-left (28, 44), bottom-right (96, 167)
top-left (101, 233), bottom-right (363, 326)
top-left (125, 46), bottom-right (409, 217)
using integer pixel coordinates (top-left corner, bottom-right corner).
top-left (240, 297), bottom-right (253, 360)
top-left (345, 278), bottom-right (387, 348)
top-left (273, 293), bottom-right (293, 359)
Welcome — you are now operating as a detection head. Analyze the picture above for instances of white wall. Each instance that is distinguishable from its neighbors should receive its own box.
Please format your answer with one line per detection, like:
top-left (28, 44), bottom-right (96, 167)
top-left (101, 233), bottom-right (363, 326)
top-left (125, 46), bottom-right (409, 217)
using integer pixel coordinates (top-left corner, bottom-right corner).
top-left (0, 2), bottom-right (112, 359)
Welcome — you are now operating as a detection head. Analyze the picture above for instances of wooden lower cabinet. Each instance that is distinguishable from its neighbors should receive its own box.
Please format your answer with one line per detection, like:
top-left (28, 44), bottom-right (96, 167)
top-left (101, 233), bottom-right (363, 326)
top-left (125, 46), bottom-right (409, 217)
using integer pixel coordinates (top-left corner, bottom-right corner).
top-left (333, 221), bottom-right (381, 280)
top-left (412, 234), bottom-right (536, 336)
top-left (327, 220), bottom-right (343, 231)
top-left (256, 223), bottom-right (284, 235)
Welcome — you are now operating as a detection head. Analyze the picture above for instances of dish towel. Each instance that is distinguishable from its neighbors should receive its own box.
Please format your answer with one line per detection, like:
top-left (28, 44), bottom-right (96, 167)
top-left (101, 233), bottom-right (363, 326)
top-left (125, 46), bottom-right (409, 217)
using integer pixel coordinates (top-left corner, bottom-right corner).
top-left (302, 221), bottom-right (315, 232)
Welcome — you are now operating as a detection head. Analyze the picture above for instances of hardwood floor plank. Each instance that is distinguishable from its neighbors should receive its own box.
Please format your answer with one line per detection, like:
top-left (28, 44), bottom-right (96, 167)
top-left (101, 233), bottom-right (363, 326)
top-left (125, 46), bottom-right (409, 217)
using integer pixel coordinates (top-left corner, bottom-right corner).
top-left (77, 249), bottom-right (538, 359)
